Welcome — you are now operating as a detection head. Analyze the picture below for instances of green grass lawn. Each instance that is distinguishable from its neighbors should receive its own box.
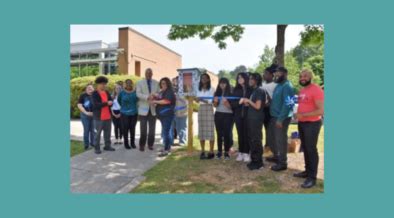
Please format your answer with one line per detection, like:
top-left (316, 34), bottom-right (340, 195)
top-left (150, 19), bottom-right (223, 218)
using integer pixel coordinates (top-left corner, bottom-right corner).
top-left (131, 125), bottom-right (324, 193)
top-left (70, 140), bottom-right (88, 157)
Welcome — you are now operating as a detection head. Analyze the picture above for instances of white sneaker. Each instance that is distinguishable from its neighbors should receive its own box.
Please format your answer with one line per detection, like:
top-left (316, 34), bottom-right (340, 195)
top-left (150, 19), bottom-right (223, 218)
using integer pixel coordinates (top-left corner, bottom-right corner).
top-left (236, 153), bottom-right (244, 161)
top-left (243, 153), bottom-right (251, 163)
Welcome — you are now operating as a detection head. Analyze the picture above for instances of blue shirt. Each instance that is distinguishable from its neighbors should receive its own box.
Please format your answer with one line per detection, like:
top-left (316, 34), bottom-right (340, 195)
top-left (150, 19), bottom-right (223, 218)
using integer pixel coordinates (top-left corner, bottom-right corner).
top-left (118, 90), bottom-right (138, 116)
top-left (78, 93), bottom-right (93, 112)
top-left (270, 80), bottom-right (295, 122)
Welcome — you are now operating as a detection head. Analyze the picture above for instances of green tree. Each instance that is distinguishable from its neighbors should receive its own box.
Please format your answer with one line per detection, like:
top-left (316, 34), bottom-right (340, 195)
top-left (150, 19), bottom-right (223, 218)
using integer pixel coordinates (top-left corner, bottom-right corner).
top-left (292, 44), bottom-right (322, 66)
top-left (300, 25), bottom-right (324, 46)
top-left (168, 25), bottom-right (288, 66)
top-left (168, 25), bottom-right (244, 49)
top-left (70, 65), bottom-right (100, 80)
top-left (284, 52), bottom-right (301, 93)
top-left (255, 45), bottom-right (275, 73)
top-left (230, 65), bottom-right (247, 78)
top-left (273, 25), bottom-right (288, 66)
top-left (285, 52), bottom-right (321, 93)
top-left (304, 55), bottom-right (324, 82)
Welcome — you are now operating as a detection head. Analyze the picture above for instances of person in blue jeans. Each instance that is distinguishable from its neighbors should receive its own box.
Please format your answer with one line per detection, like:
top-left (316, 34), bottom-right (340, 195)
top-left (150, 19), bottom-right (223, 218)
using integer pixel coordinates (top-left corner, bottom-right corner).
top-left (77, 84), bottom-right (95, 150)
top-left (172, 76), bottom-right (187, 146)
top-left (152, 77), bottom-right (176, 157)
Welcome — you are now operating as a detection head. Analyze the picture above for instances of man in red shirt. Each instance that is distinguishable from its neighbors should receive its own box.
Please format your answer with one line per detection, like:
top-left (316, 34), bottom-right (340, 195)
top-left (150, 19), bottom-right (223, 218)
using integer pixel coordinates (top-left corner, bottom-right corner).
top-left (294, 69), bottom-right (324, 188)
top-left (92, 76), bottom-right (115, 154)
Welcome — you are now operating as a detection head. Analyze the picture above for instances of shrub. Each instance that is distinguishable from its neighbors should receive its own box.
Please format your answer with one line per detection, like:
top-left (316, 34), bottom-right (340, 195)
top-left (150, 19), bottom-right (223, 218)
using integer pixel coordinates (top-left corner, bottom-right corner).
top-left (70, 75), bottom-right (141, 118)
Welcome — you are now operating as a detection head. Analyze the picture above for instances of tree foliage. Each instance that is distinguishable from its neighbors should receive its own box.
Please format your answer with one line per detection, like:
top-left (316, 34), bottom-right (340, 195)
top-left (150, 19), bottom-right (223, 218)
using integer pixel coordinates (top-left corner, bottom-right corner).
top-left (255, 45), bottom-right (275, 73)
top-left (300, 25), bottom-right (324, 46)
top-left (168, 25), bottom-right (244, 49)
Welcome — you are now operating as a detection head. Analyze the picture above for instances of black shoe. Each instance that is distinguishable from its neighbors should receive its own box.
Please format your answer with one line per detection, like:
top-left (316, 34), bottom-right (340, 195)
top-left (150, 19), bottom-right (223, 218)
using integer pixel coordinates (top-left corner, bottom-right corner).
top-left (224, 152), bottom-right (230, 160)
top-left (271, 164), bottom-right (287, 172)
top-left (301, 178), bottom-right (316, 189)
top-left (148, 146), bottom-right (154, 151)
top-left (247, 162), bottom-right (264, 170)
top-left (207, 152), bottom-right (215, 159)
top-left (131, 144), bottom-right (137, 149)
top-left (293, 171), bottom-right (308, 178)
top-left (104, 147), bottom-right (115, 151)
top-left (124, 145), bottom-right (131, 150)
top-left (139, 146), bottom-right (145, 152)
top-left (216, 152), bottom-right (222, 159)
top-left (266, 156), bottom-right (278, 163)
top-left (158, 150), bottom-right (170, 157)
top-left (84, 146), bottom-right (89, 151)
top-left (200, 152), bottom-right (207, 160)
top-left (95, 150), bottom-right (102, 154)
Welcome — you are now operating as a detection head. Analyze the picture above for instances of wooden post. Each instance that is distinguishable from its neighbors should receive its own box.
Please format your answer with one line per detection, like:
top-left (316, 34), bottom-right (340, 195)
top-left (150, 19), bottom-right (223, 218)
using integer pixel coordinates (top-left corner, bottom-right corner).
top-left (187, 96), bottom-right (194, 154)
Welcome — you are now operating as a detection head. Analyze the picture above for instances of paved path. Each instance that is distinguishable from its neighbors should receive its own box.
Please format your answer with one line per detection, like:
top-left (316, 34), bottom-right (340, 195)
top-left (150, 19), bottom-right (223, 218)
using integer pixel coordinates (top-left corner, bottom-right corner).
top-left (70, 115), bottom-right (198, 194)
top-left (71, 137), bottom-right (169, 193)
top-left (70, 113), bottom-right (324, 193)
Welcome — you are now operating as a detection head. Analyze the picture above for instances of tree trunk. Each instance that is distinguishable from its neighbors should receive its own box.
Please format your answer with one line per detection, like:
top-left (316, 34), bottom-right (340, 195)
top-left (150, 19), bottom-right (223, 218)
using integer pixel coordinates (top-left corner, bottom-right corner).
top-left (274, 25), bottom-right (287, 67)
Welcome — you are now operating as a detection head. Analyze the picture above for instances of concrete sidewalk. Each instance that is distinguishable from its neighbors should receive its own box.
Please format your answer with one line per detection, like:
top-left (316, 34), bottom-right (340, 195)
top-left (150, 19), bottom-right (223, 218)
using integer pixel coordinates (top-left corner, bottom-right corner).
top-left (70, 136), bottom-right (169, 193)
top-left (70, 116), bottom-right (195, 194)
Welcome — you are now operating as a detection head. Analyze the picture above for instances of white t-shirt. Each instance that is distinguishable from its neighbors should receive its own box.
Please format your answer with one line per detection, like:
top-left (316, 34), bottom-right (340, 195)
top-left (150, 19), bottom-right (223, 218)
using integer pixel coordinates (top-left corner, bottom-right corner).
top-left (261, 81), bottom-right (277, 98)
top-left (261, 81), bottom-right (277, 104)
top-left (112, 98), bottom-right (121, 110)
top-left (196, 87), bottom-right (215, 104)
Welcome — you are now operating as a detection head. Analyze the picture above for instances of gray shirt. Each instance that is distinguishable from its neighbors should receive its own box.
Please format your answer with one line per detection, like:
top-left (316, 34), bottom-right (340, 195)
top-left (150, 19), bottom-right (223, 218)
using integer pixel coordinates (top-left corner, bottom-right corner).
top-left (216, 96), bottom-right (233, 113)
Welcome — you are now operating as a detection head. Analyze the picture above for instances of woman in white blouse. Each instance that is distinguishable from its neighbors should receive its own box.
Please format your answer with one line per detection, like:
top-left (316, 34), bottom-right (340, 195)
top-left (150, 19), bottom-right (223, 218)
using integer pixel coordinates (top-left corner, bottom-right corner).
top-left (195, 73), bottom-right (216, 160)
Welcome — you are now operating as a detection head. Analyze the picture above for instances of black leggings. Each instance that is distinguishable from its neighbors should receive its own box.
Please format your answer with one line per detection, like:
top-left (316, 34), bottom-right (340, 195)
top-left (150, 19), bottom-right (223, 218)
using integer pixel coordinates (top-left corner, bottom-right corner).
top-left (214, 112), bottom-right (233, 153)
top-left (112, 110), bottom-right (122, 139)
top-left (235, 116), bottom-right (249, 153)
top-left (121, 114), bottom-right (138, 147)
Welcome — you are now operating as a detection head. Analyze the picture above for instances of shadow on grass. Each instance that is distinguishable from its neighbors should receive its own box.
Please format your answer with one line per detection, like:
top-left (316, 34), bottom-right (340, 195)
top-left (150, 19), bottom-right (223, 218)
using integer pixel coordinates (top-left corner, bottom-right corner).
top-left (131, 145), bottom-right (324, 194)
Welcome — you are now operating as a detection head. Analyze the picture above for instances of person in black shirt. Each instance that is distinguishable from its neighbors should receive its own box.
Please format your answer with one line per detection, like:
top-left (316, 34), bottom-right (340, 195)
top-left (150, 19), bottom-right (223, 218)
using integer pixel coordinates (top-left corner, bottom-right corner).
top-left (77, 84), bottom-right (94, 150)
top-left (240, 73), bottom-right (266, 170)
top-left (230, 72), bottom-right (252, 162)
top-left (152, 77), bottom-right (176, 157)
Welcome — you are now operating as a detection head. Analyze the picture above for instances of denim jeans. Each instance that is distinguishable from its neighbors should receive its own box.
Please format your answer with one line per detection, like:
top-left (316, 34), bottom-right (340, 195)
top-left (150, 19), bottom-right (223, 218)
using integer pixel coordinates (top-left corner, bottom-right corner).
top-left (80, 113), bottom-right (94, 147)
top-left (174, 116), bottom-right (187, 145)
top-left (163, 120), bottom-right (174, 145)
top-left (159, 114), bottom-right (175, 151)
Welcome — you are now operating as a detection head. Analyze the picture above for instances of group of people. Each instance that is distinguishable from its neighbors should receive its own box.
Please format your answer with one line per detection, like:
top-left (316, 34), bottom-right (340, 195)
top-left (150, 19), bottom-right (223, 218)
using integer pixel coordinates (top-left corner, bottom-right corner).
top-left (77, 65), bottom-right (324, 188)
top-left (77, 68), bottom-right (186, 157)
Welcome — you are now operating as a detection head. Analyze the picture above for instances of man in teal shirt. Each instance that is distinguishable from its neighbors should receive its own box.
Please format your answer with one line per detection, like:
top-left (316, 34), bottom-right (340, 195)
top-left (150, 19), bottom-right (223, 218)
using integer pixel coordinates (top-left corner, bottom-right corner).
top-left (269, 67), bottom-right (295, 171)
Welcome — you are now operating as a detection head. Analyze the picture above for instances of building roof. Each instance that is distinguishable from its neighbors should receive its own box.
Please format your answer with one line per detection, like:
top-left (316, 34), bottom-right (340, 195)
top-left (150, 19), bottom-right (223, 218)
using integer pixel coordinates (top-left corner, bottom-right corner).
top-left (119, 27), bottom-right (182, 57)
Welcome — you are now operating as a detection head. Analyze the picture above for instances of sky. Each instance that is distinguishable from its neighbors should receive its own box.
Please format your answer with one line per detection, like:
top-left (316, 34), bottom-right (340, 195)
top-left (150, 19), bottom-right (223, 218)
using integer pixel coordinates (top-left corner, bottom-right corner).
top-left (70, 25), bottom-right (305, 73)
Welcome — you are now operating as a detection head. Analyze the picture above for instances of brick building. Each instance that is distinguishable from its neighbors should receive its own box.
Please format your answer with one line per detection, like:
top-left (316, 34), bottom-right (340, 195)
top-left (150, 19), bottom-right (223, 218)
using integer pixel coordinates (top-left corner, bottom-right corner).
top-left (70, 26), bottom-right (218, 86)
top-left (117, 27), bottom-right (182, 81)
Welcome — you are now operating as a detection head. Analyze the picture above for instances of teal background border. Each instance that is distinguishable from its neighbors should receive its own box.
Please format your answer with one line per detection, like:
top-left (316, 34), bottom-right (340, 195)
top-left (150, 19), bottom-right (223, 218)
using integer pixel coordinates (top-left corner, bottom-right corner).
top-left (1, 0), bottom-right (393, 217)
